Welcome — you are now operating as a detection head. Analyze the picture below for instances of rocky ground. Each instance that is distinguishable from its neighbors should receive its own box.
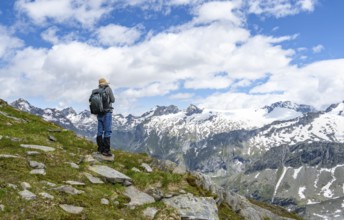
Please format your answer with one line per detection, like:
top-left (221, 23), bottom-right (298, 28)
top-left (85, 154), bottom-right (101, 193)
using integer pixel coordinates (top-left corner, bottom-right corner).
top-left (0, 99), bottom-right (301, 219)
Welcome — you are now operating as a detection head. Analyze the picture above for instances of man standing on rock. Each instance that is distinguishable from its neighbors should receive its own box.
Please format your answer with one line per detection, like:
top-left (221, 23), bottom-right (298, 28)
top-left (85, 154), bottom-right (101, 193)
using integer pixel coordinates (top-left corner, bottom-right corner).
top-left (95, 78), bottom-right (115, 157)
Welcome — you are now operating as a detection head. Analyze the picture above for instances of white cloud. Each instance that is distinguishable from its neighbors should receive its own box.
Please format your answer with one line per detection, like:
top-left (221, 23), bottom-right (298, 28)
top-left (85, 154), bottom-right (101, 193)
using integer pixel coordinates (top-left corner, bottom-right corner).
top-left (2, 0), bottom-right (338, 115)
top-left (247, 0), bottom-right (317, 17)
top-left (0, 25), bottom-right (24, 59)
top-left (193, 1), bottom-right (244, 25)
top-left (248, 59), bottom-right (344, 109)
top-left (15, 0), bottom-right (113, 27)
top-left (169, 93), bottom-right (195, 100)
top-left (41, 27), bottom-right (60, 44)
top-left (96, 24), bottom-right (142, 46)
top-left (121, 82), bottom-right (179, 99)
top-left (298, 0), bottom-right (317, 11)
top-left (312, 44), bottom-right (324, 53)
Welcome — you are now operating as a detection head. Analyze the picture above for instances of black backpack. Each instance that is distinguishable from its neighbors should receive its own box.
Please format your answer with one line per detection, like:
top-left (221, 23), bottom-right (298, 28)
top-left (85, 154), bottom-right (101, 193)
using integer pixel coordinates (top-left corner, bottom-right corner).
top-left (89, 87), bottom-right (109, 114)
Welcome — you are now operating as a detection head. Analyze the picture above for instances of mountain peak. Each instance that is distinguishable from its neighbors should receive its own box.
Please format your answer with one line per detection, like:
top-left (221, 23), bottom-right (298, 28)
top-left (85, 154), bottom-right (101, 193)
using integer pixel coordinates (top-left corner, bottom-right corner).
top-left (325, 101), bottom-right (344, 115)
top-left (186, 104), bottom-right (202, 116)
top-left (153, 105), bottom-right (180, 116)
top-left (61, 107), bottom-right (77, 116)
top-left (263, 101), bottom-right (316, 114)
top-left (11, 98), bottom-right (34, 112)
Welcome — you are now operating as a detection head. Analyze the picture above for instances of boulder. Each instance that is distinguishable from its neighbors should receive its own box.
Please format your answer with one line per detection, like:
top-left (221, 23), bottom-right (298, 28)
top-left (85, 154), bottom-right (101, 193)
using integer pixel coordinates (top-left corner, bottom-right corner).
top-left (30, 169), bottom-right (46, 175)
top-left (20, 144), bottom-right (55, 152)
top-left (59, 204), bottom-right (83, 214)
top-left (101, 198), bottom-right (109, 205)
top-left (143, 207), bottom-right (158, 219)
top-left (124, 186), bottom-right (155, 206)
top-left (29, 161), bottom-right (45, 169)
top-left (27, 151), bottom-right (40, 155)
top-left (39, 192), bottom-right (54, 199)
top-left (68, 162), bottom-right (79, 169)
top-left (88, 165), bottom-right (131, 184)
top-left (19, 190), bottom-right (36, 200)
top-left (21, 182), bottom-right (31, 190)
top-left (163, 193), bottom-right (219, 220)
top-left (0, 204), bottom-right (4, 211)
top-left (53, 185), bottom-right (84, 195)
top-left (141, 163), bottom-right (153, 173)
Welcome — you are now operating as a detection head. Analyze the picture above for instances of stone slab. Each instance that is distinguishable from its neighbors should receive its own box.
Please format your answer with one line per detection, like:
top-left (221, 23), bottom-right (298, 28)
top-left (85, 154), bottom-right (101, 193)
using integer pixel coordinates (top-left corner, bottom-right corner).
top-left (20, 144), bottom-right (55, 152)
top-left (88, 165), bottom-right (131, 184)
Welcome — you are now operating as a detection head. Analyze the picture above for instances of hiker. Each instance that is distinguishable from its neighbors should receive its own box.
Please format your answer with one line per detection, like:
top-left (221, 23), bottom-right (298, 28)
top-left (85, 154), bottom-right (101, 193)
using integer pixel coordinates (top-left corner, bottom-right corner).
top-left (94, 78), bottom-right (115, 156)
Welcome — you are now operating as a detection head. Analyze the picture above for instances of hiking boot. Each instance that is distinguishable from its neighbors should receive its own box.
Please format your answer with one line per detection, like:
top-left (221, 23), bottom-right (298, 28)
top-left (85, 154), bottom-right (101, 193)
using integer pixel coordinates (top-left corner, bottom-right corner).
top-left (102, 137), bottom-right (112, 157)
top-left (96, 136), bottom-right (104, 153)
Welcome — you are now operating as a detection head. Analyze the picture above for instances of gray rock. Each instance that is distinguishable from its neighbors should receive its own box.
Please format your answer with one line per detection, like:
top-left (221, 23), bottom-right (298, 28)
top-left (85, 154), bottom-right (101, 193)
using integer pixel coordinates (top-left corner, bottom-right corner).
top-left (27, 151), bottom-right (40, 155)
top-left (19, 190), bottom-right (36, 200)
top-left (88, 165), bottom-right (131, 184)
top-left (53, 185), bottom-right (84, 195)
top-left (163, 193), bottom-right (219, 220)
top-left (173, 163), bottom-right (187, 175)
top-left (30, 169), bottom-right (46, 175)
top-left (92, 152), bottom-right (115, 162)
top-left (143, 207), bottom-right (158, 219)
top-left (141, 163), bottom-right (153, 173)
top-left (59, 204), bottom-right (83, 214)
top-left (124, 186), bottom-right (155, 206)
top-left (41, 181), bottom-right (56, 187)
top-left (0, 204), bottom-right (4, 211)
top-left (48, 135), bottom-right (57, 142)
top-left (20, 144), bottom-right (55, 152)
top-left (64, 181), bottom-right (85, 186)
top-left (0, 154), bottom-right (20, 158)
top-left (123, 179), bottom-right (132, 186)
top-left (131, 167), bottom-right (141, 172)
top-left (101, 198), bottom-right (109, 205)
top-left (21, 182), bottom-right (31, 190)
top-left (223, 191), bottom-right (291, 220)
top-left (146, 188), bottom-right (164, 201)
top-left (29, 161), bottom-right (45, 169)
top-left (39, 192), bottom-right (54, 199)
top-left (83, 172), bottom-right (104, 184)
top-left (68, 162), bottom-right (79, 169)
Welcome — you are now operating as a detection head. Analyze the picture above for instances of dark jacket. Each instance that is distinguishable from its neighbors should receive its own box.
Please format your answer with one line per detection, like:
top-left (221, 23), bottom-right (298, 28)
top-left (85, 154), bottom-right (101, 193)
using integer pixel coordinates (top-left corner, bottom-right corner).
top-left (99, 85), bottom-right (115, 113)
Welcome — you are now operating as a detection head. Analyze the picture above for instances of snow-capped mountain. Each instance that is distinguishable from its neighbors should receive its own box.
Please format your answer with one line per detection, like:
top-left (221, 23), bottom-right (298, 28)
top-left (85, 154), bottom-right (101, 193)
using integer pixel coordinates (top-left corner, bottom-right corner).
top-left (11, 98), bottom-right (344, 219)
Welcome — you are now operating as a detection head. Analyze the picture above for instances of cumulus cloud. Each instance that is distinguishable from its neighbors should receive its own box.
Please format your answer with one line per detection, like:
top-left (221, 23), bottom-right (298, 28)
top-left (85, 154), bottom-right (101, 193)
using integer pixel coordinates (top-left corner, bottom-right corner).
top-left (15, 0), bottom-right (113, 27)
top-left (96, 24), bottom-right (142, 46)
top-left (192, 1), bottom-right (244, 26)
top-left (0, 25), bottom-right (24, 59)
top-left (247, 0), bottom-right (317, 17)
top-left (2, 0), bottom-right (341, 115)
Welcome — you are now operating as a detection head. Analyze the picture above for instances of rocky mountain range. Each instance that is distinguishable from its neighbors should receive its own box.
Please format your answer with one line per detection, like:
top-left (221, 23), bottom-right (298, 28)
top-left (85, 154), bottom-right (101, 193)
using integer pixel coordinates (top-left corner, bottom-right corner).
top-left (11, 98), bottom-right (344, 219)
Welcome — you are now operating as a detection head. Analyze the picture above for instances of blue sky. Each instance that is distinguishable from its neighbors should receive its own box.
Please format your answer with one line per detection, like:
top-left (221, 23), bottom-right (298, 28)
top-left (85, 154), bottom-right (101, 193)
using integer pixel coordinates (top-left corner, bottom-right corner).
top-left (0, 0), bottom-right (344, 115)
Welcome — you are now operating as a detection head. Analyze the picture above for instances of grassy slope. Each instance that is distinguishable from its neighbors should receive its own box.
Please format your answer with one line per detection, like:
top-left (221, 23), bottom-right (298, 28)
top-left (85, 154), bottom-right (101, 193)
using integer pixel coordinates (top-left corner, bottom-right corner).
top-left (0, 99), bottom-right (301, 219)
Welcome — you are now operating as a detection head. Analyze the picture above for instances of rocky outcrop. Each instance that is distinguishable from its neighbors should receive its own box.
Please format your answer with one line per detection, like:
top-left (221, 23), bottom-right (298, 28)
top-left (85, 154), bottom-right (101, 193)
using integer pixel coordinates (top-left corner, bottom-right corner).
top-left (163, 193), bottom-right (219, 220)
top-left (124, 186), bottom-right (155, 206)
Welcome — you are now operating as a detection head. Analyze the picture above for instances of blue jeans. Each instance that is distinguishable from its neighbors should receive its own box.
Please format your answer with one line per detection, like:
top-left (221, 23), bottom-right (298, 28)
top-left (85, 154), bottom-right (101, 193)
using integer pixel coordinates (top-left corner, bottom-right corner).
top-left (97, 112), bottom-right (112, 138)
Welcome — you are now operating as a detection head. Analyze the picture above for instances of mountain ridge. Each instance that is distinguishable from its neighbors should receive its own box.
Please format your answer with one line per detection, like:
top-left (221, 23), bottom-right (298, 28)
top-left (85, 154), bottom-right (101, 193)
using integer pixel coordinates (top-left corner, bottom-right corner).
top-left (10, 98), bottom-right (344, 219)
